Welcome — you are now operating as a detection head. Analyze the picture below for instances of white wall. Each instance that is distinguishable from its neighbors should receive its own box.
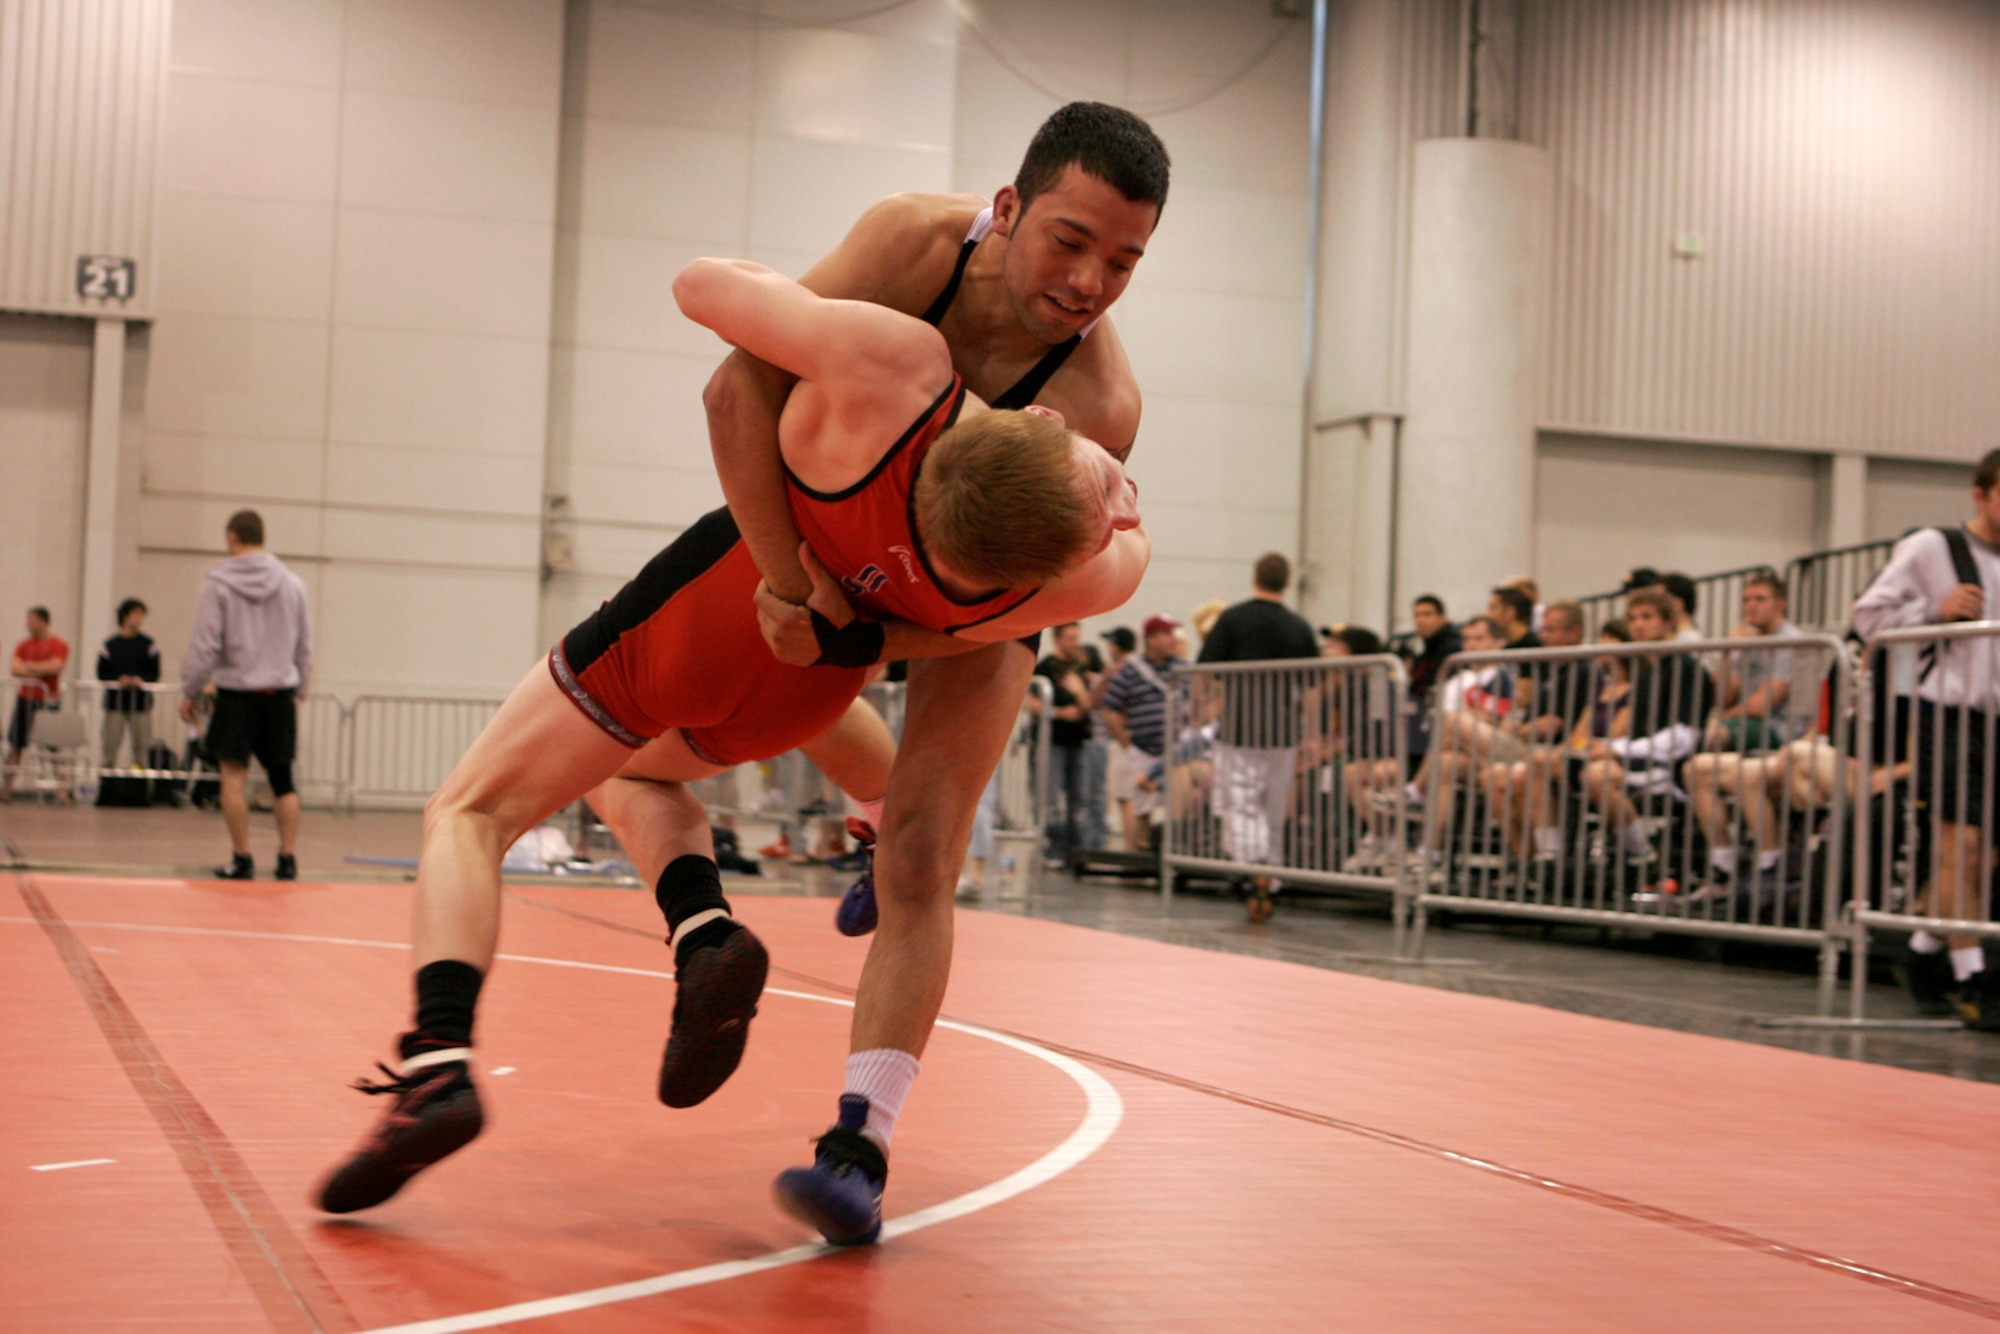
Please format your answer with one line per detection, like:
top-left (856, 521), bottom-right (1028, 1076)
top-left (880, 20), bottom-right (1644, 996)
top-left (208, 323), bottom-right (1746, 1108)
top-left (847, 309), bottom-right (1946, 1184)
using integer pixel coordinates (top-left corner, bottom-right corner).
top-left (1534, 433), bottom-right (1824, 602)
top-left (145, 0), bottom-right (564, 699)
top-left (542, 0), bottom-right (960, 645)
top-left (954, 0), bottom-right (1314, 634)
top-left (0, 314), bottom-right (91, 646)
top-left (1866, 457), bottom-right (1974, 543)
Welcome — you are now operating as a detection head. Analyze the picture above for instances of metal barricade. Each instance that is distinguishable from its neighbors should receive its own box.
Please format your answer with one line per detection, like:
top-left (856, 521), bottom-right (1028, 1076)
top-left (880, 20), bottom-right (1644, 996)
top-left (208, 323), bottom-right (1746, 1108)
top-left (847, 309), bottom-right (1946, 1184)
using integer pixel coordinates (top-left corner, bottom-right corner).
top-left (1409, 634), bottom-right (1850, 1014)
top-left (1574, 589), bottom-right (1624, 637)
top-left (983, 676), bottom-right (1052, 896)
top-left (1848, 620), bottom-right (2000, 1023)
top-left (1787, 539), bottom-right (1897, 632)
top-left (344, 695), bottom-right (504, 810)
top-left (1160, 655), bottom-right (1410, 926)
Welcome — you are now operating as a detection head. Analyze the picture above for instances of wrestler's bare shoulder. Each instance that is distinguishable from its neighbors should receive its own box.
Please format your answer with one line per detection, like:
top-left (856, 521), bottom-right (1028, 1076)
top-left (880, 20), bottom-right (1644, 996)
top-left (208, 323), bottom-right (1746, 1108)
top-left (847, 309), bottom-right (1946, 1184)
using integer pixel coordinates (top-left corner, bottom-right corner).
top-left (809, 192), bottom-right (991, 313)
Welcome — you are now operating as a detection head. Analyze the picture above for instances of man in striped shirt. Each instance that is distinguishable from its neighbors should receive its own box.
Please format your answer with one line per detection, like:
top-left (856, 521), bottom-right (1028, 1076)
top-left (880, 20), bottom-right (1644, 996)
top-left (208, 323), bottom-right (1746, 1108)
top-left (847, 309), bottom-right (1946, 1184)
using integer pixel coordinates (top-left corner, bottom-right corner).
top-left (1101, 613), bottom-right (1185, 846)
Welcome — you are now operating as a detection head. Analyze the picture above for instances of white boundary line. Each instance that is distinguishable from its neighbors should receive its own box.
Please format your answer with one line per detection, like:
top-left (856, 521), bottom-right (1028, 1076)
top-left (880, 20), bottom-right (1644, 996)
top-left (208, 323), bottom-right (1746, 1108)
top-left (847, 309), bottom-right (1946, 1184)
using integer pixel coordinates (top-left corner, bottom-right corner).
top-left (2, 914), bottom-right (1125, 1333)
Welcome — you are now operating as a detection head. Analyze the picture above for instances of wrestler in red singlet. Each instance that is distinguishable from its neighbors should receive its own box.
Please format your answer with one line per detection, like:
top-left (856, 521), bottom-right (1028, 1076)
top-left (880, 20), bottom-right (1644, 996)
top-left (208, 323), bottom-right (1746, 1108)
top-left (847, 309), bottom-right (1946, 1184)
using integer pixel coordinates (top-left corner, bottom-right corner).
top-left (549, 375), bottom-right (1034, 766)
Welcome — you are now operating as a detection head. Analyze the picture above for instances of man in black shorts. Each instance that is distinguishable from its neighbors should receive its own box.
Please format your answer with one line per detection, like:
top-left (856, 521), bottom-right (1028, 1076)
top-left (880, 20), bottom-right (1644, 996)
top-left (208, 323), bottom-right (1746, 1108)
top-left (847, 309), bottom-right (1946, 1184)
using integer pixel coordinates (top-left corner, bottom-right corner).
top-left (179, 510), bottom-right (314, 881)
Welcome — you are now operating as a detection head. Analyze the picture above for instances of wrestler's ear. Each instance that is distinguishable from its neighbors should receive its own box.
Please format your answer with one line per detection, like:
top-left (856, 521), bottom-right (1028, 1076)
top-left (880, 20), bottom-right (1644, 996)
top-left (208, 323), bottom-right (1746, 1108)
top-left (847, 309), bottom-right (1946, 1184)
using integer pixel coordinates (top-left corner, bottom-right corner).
top-left (991, 184), bottom-right (1022, 236)
top-left (1020, 404), bottom-right (1066, 427)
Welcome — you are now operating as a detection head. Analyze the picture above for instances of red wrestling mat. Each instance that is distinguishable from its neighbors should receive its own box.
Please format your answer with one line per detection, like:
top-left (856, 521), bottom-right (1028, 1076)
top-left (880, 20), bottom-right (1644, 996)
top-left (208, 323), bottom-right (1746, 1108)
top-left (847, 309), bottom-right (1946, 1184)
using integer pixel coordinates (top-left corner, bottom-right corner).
top-left (4, 870), bottom-right (1999, 1332)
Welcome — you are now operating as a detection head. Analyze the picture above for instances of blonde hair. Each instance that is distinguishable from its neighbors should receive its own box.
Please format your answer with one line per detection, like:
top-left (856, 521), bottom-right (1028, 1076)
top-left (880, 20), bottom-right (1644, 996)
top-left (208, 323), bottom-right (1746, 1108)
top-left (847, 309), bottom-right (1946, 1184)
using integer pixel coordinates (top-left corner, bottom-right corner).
top-left (1191, 599), bottom-right (1227, 638)
top-left (915, 409), bottom-right (1098, 588)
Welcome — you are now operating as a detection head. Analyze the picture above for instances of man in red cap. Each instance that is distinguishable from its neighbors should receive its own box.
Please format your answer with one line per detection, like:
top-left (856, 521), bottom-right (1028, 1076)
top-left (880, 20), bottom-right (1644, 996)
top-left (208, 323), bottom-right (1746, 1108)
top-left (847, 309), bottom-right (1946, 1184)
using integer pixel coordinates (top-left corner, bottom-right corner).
top-left (1100, 613), bottom-right (1186, 850)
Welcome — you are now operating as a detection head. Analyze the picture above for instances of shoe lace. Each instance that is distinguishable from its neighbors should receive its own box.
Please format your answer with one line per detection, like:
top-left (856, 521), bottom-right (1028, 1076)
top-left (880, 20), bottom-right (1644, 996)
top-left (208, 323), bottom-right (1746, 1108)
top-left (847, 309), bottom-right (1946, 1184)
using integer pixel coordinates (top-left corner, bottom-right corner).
top-left (812, 1125), bottom-right (886, 1182)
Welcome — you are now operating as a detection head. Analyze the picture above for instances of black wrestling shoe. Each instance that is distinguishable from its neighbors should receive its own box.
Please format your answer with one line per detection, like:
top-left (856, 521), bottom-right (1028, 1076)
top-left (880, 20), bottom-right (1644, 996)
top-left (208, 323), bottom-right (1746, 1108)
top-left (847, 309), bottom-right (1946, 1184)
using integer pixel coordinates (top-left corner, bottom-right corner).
top-left (1958, 968), bottom-right (2000, 1032)
top-left (214, 853), bottom-right (254, 880)
top-left (658, 925), bottom-right (769, 1107)
top-left (275, 853), bottom-right (297, 881)
top-left (315, 1044), bottom-right (484, 1214)
top-left (1904, 942), bottom-right (1958, 1018)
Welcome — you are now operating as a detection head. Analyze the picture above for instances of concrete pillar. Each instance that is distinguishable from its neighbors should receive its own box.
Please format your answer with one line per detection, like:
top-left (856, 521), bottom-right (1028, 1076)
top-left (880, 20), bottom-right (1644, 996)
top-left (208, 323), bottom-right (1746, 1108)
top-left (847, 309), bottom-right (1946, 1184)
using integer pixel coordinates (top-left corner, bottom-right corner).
top-left (1826, 452), bottom-right (1867, 548)
top-left (1298, 0), bottom-right (1404, 632)
top-left (78, 317), bottom-right (125, 652)
top-left (1396, 138), bottom-right (1551, 619)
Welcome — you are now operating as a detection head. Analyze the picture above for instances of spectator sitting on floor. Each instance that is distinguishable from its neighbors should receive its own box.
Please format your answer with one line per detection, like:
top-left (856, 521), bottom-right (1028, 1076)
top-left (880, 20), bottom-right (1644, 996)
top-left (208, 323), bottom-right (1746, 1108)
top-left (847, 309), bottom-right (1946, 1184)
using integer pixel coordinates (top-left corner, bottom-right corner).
top-left (1485, 618), bottom-right (1632, 863)
top-left (1580, 587), bottom-right (1717, 861)
top-left (97, 598), bottom-right (161, 771)
top-left (4, 606), bottom-right (71, 803)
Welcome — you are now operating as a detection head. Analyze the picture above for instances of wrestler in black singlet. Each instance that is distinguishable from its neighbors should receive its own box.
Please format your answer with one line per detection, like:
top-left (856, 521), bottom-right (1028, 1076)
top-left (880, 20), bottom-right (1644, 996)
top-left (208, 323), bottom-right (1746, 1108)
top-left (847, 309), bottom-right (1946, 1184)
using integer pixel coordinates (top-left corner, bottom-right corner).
top-left (919, 233), bottom-right (1082, 410)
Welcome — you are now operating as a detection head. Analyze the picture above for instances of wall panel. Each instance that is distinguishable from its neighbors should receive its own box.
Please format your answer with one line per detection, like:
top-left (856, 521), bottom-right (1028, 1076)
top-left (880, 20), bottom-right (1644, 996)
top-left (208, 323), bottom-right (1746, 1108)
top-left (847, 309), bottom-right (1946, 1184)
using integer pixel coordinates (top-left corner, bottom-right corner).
top-left (0, 0), bottom-right (170, 318)
top-left (1521, 0), bottom-right (2000, 460)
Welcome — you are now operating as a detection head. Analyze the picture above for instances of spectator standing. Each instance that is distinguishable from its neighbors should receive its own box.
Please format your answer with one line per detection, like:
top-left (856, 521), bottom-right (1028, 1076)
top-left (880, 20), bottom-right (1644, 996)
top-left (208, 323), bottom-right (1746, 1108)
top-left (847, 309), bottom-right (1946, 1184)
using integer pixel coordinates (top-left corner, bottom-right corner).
top-left (1853, 447), bottom-right (2000, 1028)
top-left (1034, 622), bottom-right (1101, 868)
top-left (1199, 552), bottom-right (1321, 921)
top-left (1102, 614), bottom-right (1185, 851)
top-left (180, 510), bottom-right (313, 881)
top-left (97, 598), bottom-right (161, 769)
top-left (4, 606), bottom-right (70, 801)
top-left (1094, 626), bottom-right (1138, 847)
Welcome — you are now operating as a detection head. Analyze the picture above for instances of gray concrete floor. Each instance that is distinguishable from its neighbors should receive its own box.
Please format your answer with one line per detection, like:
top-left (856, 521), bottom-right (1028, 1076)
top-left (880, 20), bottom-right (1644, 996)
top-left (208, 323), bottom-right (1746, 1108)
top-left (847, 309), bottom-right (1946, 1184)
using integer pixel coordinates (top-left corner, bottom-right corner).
top-left (4, 797), bottom-right (1995, 1086)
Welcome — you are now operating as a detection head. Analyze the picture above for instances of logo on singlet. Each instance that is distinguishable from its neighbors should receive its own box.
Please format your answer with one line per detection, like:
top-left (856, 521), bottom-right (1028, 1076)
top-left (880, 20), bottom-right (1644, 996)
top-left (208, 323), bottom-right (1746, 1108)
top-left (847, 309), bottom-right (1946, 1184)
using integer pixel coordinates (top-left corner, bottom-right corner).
top-left (843, 565), bottom-right (889, 597)
top-left (887, 545), bottom-right (920, 582)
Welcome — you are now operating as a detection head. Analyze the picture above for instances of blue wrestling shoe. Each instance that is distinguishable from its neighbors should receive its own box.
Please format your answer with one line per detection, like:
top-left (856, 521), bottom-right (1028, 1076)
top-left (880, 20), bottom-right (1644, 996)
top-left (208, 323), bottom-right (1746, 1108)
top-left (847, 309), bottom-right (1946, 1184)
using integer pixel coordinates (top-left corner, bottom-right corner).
top-left (833, 818), bottom-right (878, 937)
top-left (773, 1094), bottom-right (886, 1245)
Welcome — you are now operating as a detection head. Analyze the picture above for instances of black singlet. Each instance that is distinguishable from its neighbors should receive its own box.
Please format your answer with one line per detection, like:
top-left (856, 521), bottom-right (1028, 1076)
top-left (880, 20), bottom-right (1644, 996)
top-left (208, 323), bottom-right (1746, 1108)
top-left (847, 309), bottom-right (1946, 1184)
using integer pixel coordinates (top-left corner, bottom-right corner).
top-left (920, 236), bottom-right (1081, 410)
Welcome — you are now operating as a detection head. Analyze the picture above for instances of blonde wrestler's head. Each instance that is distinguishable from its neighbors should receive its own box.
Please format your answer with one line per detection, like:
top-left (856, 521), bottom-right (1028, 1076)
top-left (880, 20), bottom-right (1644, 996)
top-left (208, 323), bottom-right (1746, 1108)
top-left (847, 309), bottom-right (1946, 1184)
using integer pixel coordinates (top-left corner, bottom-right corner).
top-left (915, 408), bottom-right (1140, 590)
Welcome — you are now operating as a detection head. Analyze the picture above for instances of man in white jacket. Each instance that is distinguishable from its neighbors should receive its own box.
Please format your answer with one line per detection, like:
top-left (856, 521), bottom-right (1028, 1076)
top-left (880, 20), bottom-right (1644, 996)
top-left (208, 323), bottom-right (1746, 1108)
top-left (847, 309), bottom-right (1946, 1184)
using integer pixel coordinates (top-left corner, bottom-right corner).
top-left (179, 509), bottom-right (313, 881)
top-left (1853, 448), bottom-right (2000, 1028)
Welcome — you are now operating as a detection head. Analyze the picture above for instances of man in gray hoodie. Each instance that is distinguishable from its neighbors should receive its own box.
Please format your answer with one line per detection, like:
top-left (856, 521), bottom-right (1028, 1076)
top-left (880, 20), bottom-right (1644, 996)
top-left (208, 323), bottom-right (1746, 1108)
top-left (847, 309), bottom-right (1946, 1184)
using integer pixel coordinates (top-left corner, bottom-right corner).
top-left (179, 509), bottom-right (313, 880)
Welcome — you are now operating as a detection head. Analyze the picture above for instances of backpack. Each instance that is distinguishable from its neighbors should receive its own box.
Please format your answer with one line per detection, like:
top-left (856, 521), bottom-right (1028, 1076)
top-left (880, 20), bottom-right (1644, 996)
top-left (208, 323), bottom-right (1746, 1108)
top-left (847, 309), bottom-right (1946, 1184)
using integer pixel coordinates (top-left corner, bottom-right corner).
top-left (1917, 525), bottom-right (1982, 684)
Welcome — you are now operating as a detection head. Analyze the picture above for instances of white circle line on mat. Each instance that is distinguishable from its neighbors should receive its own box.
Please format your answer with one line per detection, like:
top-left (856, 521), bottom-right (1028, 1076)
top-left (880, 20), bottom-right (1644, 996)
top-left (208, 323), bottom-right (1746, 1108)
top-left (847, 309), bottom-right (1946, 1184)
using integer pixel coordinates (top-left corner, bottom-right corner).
top-left (12, 916), bottom-right (1125, 1334)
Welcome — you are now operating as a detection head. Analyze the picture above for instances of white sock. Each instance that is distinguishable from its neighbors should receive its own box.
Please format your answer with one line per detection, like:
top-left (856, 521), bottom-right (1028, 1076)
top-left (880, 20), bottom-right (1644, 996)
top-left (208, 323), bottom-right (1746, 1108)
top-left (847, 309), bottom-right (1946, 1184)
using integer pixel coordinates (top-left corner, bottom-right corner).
top-left (1621, 823), bottom-right (1649, 855)
top-left (1756, 849), bottom-right (1781, 872)
top-left (1710, 848), bottom-right (1735, 873)
top-left (1534, 827), bottom-right (1561, 856)
top-left (1405, 783), bottom-right (1422, 804)
top-left (1951, 947), bottom-right (1985, 983)
top-left (1911, 930), bottom-right (1945, 954)
top-left (853, 795), bottom-right (885, 835)
top-left (844, 1048), bottom-right (920, 1148)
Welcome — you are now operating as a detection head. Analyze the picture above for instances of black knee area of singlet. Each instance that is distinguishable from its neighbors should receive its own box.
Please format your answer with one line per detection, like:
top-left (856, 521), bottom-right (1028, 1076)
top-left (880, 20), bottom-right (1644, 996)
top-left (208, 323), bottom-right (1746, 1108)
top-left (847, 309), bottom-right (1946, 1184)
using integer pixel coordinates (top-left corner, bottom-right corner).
top-left (410, 959), bottom-right (484, 1050)
top-left (264, 761), bottom-right (295, 799)
top-left (658, 855), bottom-right (736, 965)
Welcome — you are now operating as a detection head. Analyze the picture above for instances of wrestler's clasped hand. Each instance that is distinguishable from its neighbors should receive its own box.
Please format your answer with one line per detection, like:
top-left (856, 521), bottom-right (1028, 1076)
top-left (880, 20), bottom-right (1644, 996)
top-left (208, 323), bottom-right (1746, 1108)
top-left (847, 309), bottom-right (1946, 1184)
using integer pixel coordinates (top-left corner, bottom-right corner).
top-left (754, 543), bottom-right (859, 666)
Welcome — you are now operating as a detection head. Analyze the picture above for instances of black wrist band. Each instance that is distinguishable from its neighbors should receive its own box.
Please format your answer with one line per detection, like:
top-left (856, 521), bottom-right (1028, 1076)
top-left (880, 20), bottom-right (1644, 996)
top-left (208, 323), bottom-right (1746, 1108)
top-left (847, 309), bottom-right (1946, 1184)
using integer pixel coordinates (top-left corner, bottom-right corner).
top-left (810, 610), bottom-right (886, 668)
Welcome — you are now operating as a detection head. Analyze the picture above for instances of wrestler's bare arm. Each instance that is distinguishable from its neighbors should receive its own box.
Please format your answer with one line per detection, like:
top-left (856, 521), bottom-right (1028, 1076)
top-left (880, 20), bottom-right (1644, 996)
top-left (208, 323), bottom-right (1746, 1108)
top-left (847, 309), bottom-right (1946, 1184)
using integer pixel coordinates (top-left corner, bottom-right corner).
top-left (954, 526), bottom-right (1152, 644)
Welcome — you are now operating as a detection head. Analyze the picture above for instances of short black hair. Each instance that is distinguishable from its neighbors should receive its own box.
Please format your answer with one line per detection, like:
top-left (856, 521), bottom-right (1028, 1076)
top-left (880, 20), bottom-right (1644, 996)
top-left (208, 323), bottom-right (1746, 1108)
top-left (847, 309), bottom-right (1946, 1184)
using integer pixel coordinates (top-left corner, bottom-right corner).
top-left (116, 598), bottom-right (147, 623)
top-left (1413, 594), bottom-right (1445, 614)
top-left (1335, 626), bottom-right (1384, 657)
top-left (1976, 448), bottom-right (2000, 491)
top-left (227, 509), bottom-right (264, 546)
top-left (27, 605), bottom-right (50, 624)
top-left (1662, 572), bottom-right (1697, 616)
top-left (1253, 552), bottom-right (1290, 594)
top-left (1015, 102), bottom-right (1170, 215)
top-left (1489, 585), bottom-right (1534, 626)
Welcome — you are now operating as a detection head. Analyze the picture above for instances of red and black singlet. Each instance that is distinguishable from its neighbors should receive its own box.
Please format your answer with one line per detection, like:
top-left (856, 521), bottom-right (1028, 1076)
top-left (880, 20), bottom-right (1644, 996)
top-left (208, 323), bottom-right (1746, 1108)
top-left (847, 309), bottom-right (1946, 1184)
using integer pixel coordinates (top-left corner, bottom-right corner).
top-left (784, 375), bottom-right (1041, 636)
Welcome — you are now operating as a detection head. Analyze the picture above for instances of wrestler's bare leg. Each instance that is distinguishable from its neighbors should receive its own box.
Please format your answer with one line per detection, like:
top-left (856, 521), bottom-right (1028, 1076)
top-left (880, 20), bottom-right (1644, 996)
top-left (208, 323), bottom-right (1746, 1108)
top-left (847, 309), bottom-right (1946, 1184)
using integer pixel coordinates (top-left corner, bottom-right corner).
top-left (853, 640), bottom-right (1034, 1057)
top-left (587, 730), bottom-right (729, 885)
top-left (415, 663), bottom-right (634, 970)
top-left (799, 696), bottom-right (897, 809)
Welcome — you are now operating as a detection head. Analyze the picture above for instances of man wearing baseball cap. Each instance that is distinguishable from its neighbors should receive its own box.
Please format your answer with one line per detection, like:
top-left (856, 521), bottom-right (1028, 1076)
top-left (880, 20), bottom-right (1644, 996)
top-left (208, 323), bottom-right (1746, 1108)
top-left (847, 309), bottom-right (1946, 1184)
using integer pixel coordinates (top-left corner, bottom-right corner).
top-left (1099, 614), bottom-right (1186, 851)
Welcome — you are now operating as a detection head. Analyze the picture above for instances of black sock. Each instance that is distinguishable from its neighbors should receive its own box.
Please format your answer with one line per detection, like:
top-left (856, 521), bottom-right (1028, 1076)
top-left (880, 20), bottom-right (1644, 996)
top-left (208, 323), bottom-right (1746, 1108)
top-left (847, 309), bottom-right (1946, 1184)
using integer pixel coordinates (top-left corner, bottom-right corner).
top-left (406, 959), bottom-right (484, 1056)
top-left (656, 855), bottom-right (735, 966)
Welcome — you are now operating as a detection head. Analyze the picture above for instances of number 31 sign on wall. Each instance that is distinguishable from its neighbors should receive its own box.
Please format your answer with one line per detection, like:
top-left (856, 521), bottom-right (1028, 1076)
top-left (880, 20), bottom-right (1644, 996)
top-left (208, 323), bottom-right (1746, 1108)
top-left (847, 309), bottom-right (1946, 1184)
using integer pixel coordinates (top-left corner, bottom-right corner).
top-left (76, 255), bottom-right (136, 301)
